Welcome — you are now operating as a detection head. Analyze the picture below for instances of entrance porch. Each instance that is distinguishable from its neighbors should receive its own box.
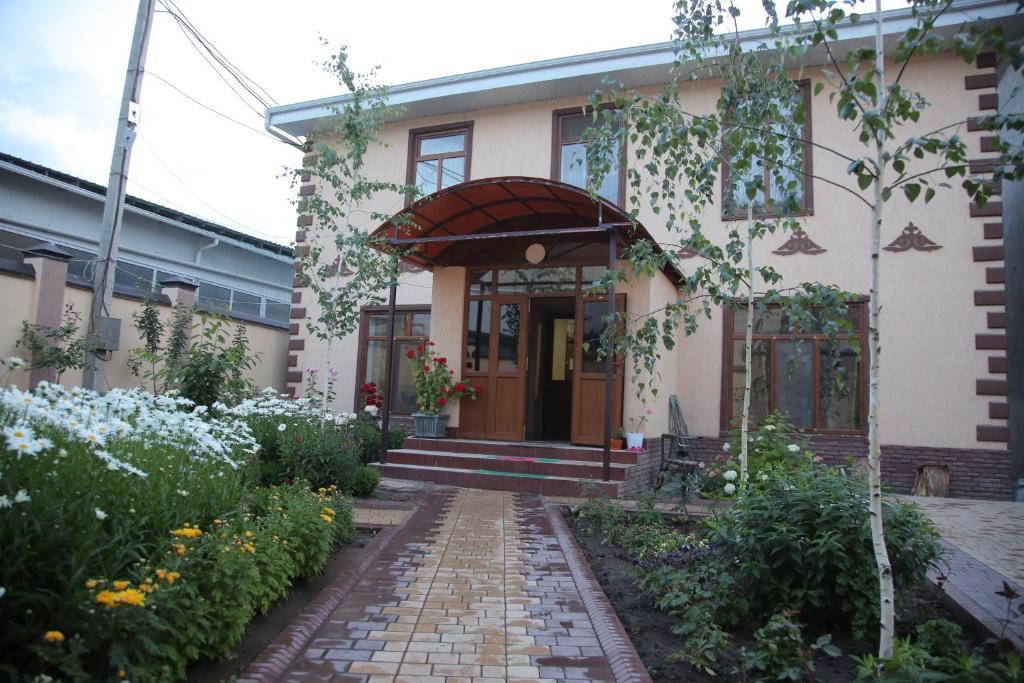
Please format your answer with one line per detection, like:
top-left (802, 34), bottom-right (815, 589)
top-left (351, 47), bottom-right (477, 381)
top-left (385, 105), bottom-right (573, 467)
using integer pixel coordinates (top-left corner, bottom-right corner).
top-left (369, 177), bottom-right (681, 496)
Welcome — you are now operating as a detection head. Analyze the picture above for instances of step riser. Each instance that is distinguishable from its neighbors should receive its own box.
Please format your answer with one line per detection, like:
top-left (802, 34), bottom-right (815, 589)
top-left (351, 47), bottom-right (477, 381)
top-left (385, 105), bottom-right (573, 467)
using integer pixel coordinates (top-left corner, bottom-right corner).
top-left (403, 438), bottom-right (639, 464)
top-left (387, 450), bottom-right (627, 481)
top-left (375, 464), bottom-right (622, 497)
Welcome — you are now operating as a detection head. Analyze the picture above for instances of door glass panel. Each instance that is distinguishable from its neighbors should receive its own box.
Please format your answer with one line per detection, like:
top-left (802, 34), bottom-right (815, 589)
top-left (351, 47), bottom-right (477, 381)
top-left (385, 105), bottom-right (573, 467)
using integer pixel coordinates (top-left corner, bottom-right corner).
top-left (581, 300), bottom-right (615, 373)
top-left (496, 303), bottom-right (521, 372)
top-left (440, 157), bottom-right (465, 188)
top-left (731, 340), bottom-right (771, 425)
top-left (820, 343), bottom-right (860, 429)
top-left (496, 267), bottom-right (576, 293)
top-left (775, 340), bottom-right (815, 428)
top-left (392, 340), bottom-right (419, 413)
top-left (465, 300), bottom-right (491, 372)
top-left (420, 133), bottom-right (465, 156)
top-left (468, 271), bottom-right (492, 295)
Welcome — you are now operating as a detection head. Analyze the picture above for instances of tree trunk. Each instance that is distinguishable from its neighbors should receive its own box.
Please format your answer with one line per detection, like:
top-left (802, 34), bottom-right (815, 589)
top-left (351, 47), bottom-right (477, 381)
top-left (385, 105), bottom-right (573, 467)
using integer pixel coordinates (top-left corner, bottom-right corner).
top-left (870, 0), bottom-right (896, 658)
top-left (740, 202), bottom-right (755, 482)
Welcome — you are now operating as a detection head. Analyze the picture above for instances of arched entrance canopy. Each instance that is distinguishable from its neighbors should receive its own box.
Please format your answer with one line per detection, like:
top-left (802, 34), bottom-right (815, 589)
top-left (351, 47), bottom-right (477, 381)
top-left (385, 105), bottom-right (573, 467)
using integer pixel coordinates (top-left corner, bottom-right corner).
top-left (371, 176), bottom-right (679, 281)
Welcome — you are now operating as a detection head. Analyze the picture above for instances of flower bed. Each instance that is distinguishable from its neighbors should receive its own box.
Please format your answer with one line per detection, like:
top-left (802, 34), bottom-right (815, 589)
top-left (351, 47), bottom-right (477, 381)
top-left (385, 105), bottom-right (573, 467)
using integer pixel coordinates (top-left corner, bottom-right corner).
top-left (0, 382), bottom-right (358, 681)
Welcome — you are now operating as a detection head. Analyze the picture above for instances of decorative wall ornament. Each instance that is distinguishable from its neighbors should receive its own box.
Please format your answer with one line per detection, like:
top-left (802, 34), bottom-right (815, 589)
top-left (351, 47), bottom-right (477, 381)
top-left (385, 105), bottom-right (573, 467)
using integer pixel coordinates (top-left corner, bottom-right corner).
top-left (883, 222), bottom-right (942, 253)
top-left (772, 228), bottom-right (826, 256)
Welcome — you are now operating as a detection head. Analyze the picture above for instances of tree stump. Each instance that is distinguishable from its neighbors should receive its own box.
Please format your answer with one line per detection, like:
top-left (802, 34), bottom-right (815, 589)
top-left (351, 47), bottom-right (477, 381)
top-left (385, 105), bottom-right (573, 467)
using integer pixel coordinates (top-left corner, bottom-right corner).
top-left (912, 464), bottom-right (950, 497)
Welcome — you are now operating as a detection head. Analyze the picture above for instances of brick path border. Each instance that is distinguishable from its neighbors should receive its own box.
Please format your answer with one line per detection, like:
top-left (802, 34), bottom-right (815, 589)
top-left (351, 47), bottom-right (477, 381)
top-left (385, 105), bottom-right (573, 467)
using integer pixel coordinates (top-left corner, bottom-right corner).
top-left (545, 502), bottom-right (653, 683)
top-left (237, 484), bottom-right (436, 682)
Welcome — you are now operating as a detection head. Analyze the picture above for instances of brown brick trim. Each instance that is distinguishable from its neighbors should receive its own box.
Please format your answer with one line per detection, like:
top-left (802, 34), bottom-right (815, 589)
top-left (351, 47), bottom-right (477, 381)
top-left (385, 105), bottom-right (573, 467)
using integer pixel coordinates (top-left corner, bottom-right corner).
top-left (976, 52), bottom-right (997, 69)
top-left (970, 201), bottom-right (1002, 218)
top-left (988, 311), bottom-right (1007, 328)
top-left (292, 276), bottom-right (302, 288)
top-left (291, 291), bottom-right (301, 304)
top-left (976, 334), bottom-right (1007, 350)
top-left (296, 214), bottom-right (313, 227)
top-left (973, 245), bottom-right (1004, 261)
top-left (977, 379), bottom-right (1008, 395)
top-left (970, 158), bottom-right (998, 174)
top-left (298, 185), bottom-right (315, 196)
top-left (301, 153), bottom-right (317, 167)
top-left (300, 171), bottom-right (311, 183)
top-left (286, 370), bottom-right (303, 384)
top-left (288, 338), bottom-right (305, 351)
top-left (980, 136), bottom-right (999, 153)
top-left (989, 356), bottom-right (1007, 374)
top-left (294, 229), bottom-right (306, 243)
top-left (965, 73), bottom-right (998, 90)
top-left (984, 222), bottom-right (1003, 239)
top-left (977, 425), bottom-right (1009, 442)
top-left (975, 290), bottom-right (1006, 306)
top-left (289, 306), bottom-right (306, 319)
top-left (287, 354), bottom-right (298, 368)
top-left (979, 93), bottom-right (998, 110)
top-left (990, 402), bottom-right (1009, 419)
top-left (986, 267), bottom-right (1006, 284)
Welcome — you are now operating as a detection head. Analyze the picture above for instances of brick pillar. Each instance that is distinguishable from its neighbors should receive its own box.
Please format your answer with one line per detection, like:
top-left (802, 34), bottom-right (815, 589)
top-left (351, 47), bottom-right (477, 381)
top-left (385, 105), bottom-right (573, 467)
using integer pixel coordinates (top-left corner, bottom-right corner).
top-left (159, 276), bottom-right (198, 310)
top-left (22, 243), bottom-right (72, 387)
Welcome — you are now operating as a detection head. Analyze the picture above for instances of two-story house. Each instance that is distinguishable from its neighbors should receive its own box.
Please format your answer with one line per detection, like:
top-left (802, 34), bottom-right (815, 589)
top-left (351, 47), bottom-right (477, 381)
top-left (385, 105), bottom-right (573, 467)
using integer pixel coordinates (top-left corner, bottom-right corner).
top-left (266, 0), bottom-right (1018, 499)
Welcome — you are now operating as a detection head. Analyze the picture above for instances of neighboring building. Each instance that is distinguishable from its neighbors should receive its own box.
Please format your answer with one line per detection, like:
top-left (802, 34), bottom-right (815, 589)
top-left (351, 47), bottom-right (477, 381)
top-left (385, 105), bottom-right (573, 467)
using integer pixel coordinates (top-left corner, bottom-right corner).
top-left (267, 0), bottom-right (1018, 499)
top-left (0, 152), bottom-right (293, 391)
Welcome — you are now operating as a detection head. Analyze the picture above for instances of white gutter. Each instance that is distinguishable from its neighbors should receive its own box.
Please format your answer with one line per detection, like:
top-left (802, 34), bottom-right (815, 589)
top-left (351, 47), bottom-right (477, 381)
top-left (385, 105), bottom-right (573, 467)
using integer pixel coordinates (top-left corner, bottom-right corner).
top-left (195, 237), bottom-right (219, 264)
top-left (0, 159), bottom-right (293, 264)
top-left (267, 0), bottom-right (1018, 136)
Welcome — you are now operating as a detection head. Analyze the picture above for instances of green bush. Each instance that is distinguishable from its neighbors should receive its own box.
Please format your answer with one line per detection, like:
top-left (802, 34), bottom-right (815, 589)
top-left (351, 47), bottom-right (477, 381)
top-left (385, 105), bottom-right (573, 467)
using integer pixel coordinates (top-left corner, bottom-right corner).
top-left (706, 465), bottom-right (944, 638)
top-left (347, 465), bottom-right (381, 498)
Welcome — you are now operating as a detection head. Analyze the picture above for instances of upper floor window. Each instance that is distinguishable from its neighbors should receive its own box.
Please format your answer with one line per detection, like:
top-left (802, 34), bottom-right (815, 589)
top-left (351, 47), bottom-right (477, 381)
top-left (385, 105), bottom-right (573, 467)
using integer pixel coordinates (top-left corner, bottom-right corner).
top-left (407, 122), bottom-right (473, 199)
top-left (722, 80), bottom-right (813, 219)
top-left (552, 106), bottom-right (624, 206)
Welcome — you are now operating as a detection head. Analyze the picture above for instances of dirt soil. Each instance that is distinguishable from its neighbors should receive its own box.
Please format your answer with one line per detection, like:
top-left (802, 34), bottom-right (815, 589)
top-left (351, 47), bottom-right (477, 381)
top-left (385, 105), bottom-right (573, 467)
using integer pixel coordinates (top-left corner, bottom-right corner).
top-left (574, 526), bottom-right (977, 682)
top-left (187, 528), bottom-right (377, 683)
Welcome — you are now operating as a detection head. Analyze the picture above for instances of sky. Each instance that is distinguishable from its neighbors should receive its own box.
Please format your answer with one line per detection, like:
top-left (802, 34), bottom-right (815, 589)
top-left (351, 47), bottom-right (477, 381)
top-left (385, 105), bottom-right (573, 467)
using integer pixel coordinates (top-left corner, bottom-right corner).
top-left (0, 0), bottom-right (911, 247)
top-left (0, 0), bottom-right (683, 246)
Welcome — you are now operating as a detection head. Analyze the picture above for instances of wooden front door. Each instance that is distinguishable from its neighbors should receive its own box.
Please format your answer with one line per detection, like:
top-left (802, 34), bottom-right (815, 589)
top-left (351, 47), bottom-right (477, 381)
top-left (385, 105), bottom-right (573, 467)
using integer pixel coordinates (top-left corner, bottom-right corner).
top-left (458, 296), bottom-right (528, 441)
top-left (570, 294), bottom-right (626, 446)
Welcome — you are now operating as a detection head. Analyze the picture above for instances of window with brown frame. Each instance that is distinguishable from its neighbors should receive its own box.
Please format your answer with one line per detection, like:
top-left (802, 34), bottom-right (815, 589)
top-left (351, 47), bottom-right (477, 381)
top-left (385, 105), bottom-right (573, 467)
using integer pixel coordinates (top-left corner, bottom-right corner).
top-left (721, 80), bottom-right (813, 220)
top-left (355, 307), bottom-right (431, 414)
top-left (723, 301), bottom-right (866, 434)
top-left (552, 106), bottom-right (625, 206)
top-left (406, 122), bottom-right (473, 200)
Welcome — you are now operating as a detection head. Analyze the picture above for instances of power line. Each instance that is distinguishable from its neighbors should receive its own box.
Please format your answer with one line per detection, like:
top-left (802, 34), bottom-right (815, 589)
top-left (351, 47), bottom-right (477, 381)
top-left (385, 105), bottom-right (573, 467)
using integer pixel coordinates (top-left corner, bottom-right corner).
top-left (145, 71), bottom-right (281, 143)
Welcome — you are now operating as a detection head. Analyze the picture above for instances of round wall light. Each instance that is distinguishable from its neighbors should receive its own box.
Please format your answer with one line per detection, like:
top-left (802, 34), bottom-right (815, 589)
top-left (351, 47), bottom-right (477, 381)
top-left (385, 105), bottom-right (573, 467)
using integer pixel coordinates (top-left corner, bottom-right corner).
top-left (525, 243), bottom-right (546, 264)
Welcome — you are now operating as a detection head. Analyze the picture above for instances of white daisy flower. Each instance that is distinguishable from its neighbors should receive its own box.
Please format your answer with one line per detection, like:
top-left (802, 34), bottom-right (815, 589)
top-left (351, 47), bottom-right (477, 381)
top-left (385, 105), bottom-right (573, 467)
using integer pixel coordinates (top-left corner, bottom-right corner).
top-left (277, 423), bottom-right (287, 432)
top-left (787, 444), bottom-right (800, 453)
top-left (0, 496), bottom-right (10, 508)
top-left (723, 469), bottom-right (738, 482)
top-left (724, 483), bottom-right (737, 495)
top-left (14, 490), bottom-right (31, 504)
top-left (94, 508), bottom-right (107, 520)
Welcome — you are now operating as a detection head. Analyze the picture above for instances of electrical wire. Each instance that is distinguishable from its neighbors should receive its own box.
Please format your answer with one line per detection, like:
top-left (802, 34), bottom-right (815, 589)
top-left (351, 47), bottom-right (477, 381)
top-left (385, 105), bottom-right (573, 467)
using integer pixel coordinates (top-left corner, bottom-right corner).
top-left (145, 71), bottom-right (281, 143)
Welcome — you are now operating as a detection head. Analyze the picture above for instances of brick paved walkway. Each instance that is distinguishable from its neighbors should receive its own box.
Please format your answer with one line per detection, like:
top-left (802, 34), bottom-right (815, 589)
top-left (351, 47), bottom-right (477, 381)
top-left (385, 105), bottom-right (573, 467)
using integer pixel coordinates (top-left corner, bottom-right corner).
top-left (271, 488), bottom-right (643, 682)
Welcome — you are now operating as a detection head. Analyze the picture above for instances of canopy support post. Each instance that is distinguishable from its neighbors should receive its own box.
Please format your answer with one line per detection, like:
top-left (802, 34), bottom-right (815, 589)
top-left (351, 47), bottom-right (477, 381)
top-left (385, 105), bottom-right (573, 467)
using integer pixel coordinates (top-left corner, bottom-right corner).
top-left (602, 225), bottom-right (616, 483)
top-left (379, 257), bottom-right (399, 465)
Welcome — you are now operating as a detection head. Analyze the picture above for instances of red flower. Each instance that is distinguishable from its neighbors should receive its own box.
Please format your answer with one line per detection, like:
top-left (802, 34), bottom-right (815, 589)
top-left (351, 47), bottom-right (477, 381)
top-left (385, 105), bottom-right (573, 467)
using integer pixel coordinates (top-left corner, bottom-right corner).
top-left (416, 343), bottom-right (424, 352)
top-left (406, 350), bottom-right (415, 359)
top-left (424, 365), bottom-right (430, 372)
top-left (428, 341), bottom-right (435, 346)
top-left (438, 397), bottom-right (447, 406)
top-left (449, 370), bottom-right (455, 376)
top-left (454, 383), bottom-right (466, 393)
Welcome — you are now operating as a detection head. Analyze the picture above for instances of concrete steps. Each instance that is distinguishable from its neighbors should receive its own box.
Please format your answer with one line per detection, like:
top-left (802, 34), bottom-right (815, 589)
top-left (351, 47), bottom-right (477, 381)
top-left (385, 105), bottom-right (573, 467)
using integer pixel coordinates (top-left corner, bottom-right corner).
top-left (386, 448), bottom-right (630, 481)
top-left (373, 462), bottom-right (622, 497)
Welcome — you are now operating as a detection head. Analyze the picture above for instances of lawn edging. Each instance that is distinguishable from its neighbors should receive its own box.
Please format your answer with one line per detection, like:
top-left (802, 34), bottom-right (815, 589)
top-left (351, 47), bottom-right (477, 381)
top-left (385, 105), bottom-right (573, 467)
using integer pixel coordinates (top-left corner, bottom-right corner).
top-left (545, 502), bottom-right (653, 683)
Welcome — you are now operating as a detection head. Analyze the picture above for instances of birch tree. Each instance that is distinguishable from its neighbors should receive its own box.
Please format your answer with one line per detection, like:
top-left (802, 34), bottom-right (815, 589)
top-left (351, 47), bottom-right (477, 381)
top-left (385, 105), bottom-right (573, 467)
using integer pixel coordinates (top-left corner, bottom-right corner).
top-left (292, 45), bottom-right (414, 416)
top-left (591, 0), bottom-right (1023, 657)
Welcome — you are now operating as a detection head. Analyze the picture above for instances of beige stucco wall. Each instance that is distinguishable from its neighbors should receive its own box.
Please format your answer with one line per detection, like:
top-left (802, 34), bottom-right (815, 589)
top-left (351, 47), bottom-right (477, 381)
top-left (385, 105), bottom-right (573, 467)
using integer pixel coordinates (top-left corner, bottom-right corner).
top-left (299, 50), bottom-right (995, 450)
top-left (0, 271), bottom-right (288, 393)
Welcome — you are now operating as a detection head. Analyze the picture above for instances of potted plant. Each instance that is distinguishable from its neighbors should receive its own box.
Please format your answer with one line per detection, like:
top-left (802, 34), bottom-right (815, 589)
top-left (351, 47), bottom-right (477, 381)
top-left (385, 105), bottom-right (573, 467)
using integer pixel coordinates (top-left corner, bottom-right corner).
top-left (611, 428), bottom-right (625, 450)
top-left (407, 341), bottom-right (477, 438)
top-left (624, 405), bottom-right (654, 450)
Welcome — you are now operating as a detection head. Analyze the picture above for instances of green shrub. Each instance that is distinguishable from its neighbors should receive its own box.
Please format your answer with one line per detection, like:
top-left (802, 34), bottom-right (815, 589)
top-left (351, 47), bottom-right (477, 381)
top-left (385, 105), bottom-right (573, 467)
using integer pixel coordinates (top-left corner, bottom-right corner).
top-left (347, 465), bottom-right (380, 497)
top-left (699, 412), bottom-right (811, 497)
top-left (914, 619), bottom-right (964, 657)
top-left (854, 639), bottom-right (1022, 681)
top-left (706, 465), bottom-right (944, 638)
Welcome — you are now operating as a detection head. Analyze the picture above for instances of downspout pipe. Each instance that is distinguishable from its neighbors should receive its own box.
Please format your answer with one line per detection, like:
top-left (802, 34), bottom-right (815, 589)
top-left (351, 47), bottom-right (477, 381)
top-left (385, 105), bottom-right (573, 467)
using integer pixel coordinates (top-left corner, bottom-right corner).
top-left (196, 238), bottom-right (219, 264)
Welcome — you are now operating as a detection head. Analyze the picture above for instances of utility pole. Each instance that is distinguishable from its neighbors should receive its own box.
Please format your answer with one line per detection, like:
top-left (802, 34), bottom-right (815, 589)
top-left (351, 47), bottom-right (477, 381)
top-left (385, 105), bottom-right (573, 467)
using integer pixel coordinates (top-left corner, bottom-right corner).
top-left (83, 0), bottom-right (157, 391)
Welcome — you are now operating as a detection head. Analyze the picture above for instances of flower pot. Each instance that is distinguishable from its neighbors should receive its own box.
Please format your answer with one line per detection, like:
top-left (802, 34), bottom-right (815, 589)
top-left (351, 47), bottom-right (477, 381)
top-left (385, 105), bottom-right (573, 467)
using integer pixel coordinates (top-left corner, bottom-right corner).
top-left (611, 438), bottom-right (624, 450)
top-left (412, 412), bottom-right (450, 438)
top-left (625, 432), bottom-right (644, 449)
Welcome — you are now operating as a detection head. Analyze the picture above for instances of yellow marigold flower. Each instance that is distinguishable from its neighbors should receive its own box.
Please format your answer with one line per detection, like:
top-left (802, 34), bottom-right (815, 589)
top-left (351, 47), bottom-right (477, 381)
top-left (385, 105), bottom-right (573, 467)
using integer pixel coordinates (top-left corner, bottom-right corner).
top-left (319, 514), bottom-right (333, 523)
top-left (43, 631), bottom-right (64, 643)
top-left (174, 544), bottom-right (186, 556)
top-left (171, 527), bottom-right (202, 538)
top-left (85, 579), bottom-right (98, 589)
top-left (112, 580), bottom-right (130, 591)
top-left (95, 591), bottom-right (117, 608)
top-left (328, 484), bottom-right (337, 491)
top-left (114, 589), bottom-right (146, 607)
top-left (244, 530), bottom-right (253, 538)
top-left (118, 671), bottom-right (127, 679)
top-left (166, 571), bottom-right (180, 584)
top-left (322, 507), bottom-right (336, 517)
top-left (139, 582), bottom-right (155, 594)
top-left (223, 546), bottom-right (232, 552)
top-left (155, 569), bottom-right (166, 580)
